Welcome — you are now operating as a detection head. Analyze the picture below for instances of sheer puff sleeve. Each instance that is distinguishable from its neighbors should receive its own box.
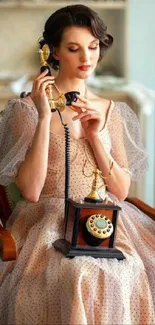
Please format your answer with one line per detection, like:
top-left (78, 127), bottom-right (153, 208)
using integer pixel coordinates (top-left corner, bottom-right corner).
top-left (0, 98), bottom-right (38, 185)
top-left (107, 102), bottom-right (148, 181)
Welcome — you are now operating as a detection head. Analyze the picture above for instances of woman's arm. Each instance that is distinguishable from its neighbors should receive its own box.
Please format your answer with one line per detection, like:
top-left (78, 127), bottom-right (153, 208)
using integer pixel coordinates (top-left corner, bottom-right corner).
top-left (15, 115), bottom-right (51, 203)
top-left (71, 97), bottom-right (131, 201)
top-left (16, 70), bottom-right (55, 203)
top-left (87, 134), bottom-right (131, 201)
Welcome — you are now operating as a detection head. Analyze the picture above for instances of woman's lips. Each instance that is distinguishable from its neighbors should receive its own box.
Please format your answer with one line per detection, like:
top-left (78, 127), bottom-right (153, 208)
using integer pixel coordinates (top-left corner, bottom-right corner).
top-left (78, 66), bottom-right (90, 71)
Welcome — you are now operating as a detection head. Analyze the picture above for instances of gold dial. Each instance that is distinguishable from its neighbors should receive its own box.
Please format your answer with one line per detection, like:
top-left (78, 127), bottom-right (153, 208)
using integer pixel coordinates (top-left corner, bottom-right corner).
top-left (86, 214), bottom-right (113, 239)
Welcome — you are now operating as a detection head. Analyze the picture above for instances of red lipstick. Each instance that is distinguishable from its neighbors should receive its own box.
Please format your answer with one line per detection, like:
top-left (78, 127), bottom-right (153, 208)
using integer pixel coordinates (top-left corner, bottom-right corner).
top-left (78, 65), bottom-right (90, 71)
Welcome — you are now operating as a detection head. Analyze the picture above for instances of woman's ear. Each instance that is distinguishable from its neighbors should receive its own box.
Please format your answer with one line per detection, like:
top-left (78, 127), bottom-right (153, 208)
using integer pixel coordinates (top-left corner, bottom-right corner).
top-left (53, 47), bottom-right (60, 60)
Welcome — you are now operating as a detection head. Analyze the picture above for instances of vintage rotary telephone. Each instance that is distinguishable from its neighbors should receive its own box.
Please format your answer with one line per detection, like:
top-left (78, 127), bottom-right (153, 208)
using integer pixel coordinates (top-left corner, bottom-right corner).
top-left (39, 42), bottom-right (125, 260)
top-left (39, 43), bottom-right (80, 111)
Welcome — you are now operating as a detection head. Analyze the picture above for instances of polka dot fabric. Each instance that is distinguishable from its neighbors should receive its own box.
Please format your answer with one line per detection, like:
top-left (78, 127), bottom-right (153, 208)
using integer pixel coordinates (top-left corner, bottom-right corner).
top-left (0, 99), bottom-right (154, 324)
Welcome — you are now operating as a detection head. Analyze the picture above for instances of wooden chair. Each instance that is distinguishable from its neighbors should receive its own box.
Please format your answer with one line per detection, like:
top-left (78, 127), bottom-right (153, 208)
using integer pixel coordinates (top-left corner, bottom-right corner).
top-left (0, 183), bottom-right (23, 261)
top-left (0, 184), bottom-right (155, 262)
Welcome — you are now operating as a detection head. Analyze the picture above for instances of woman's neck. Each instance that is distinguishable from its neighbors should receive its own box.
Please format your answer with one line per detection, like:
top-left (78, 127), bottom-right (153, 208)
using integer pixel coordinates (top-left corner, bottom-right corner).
top-left (54, 74), bottom-right (86, 97)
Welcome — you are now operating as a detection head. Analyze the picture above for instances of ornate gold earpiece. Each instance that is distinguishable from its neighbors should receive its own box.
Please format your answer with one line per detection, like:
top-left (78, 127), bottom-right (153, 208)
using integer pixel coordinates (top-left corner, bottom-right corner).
top-left (38, 43), bottom-right (66, 112)
top-left (39, 44), bottom-right (50, 67)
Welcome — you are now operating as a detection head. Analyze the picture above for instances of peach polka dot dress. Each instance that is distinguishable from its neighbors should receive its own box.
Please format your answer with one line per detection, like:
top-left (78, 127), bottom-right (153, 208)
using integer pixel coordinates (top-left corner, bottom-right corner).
top-left (0, 98), bottom-right (154, 324)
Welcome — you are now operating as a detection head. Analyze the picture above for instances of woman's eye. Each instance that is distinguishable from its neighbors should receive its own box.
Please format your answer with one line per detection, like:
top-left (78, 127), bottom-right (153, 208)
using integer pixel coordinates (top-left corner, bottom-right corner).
top-left (89, 47), bottom-right (98, 50)
top-left (68, 48), bottom-right (78, 52)
top-left (68, 46), bottom-right (98, 52)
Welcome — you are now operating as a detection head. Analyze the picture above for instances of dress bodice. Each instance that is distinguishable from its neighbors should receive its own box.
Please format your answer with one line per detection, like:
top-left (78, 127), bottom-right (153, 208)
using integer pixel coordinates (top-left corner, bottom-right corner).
top-left (41, 129), bottom-right (111, 199)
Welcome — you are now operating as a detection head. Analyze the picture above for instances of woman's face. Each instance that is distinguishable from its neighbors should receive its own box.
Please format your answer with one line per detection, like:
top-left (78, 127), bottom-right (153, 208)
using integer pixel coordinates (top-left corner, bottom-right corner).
top-left (54, 26), bottom-right (100, 79)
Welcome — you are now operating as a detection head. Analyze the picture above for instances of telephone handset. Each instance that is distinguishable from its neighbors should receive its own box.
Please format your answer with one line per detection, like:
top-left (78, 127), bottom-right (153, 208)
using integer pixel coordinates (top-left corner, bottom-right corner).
top-left (39, 44), bottom-right (80, 111)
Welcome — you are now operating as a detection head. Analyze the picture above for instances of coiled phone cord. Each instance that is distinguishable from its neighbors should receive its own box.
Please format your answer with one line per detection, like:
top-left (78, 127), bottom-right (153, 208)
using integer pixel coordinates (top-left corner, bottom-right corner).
top-left (55, 109), bottom-right (70, 235)
top-left (56, 109), bottom-right (70, 202)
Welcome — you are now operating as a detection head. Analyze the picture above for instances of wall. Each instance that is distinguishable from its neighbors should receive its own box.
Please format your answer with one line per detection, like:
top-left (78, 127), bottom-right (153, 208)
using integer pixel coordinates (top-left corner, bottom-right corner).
top-left (145, 108), bottom-right (155, 206)
top-left (0, 8), bottom-right (54, 75)
top-left (128, 0), bottom-right (155, 206)
top-left (128, 0), bottom-right (155, 89)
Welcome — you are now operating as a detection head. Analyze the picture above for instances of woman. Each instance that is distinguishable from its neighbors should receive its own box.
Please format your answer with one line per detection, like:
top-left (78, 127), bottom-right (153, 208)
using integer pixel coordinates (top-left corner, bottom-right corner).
top-left (0, 4), bottom-right (154, 324)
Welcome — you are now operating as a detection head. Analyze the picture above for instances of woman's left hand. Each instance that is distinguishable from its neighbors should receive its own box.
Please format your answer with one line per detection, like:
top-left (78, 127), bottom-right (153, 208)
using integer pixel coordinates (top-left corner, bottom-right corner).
top-left (71, 94), bottom-right (104, 138)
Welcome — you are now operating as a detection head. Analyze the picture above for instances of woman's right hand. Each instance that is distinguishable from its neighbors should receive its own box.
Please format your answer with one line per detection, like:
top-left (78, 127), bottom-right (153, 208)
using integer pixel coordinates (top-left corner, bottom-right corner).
top-left (30, 69), bottom-right (55, 119)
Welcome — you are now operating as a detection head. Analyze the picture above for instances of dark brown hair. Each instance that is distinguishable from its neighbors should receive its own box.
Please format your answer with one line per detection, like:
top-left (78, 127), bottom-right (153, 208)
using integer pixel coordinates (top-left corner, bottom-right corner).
top-left (39, 4), bottom-right (113, 71)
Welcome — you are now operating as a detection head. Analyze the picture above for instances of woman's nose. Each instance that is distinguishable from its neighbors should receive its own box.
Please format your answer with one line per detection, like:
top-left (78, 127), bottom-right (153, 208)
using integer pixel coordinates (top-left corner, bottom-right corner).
top-left (80, 49), bottom-right (91, 63)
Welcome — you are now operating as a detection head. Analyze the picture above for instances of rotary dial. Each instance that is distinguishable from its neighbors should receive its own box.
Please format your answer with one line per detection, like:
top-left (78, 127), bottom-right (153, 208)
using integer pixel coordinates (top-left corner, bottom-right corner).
top-left (86, 214), bottom-right (113, 239)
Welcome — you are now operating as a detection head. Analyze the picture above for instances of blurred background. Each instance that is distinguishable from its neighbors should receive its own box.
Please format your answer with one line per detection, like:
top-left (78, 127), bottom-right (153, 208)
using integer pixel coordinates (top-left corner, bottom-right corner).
top-left (0, 0), bottom-right (155, 207)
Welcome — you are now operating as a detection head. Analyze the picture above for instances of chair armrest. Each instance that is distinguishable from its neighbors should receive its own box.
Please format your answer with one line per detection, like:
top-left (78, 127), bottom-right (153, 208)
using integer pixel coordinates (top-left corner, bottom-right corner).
top-left (126, 197), bottom-right (155, 221)
top-left (0, 225), bottom-right (17, 261)
top-left (0, 184), bottom-right (22, 261)
top-left (0, 185), bottom-right (11, 226)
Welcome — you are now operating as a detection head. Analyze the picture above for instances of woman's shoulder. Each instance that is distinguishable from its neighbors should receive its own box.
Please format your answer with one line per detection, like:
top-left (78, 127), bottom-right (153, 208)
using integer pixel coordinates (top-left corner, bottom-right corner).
top-left (88, 90), bottom-right (110, 106)
top-left (90, 92), bottom-right (130, 111)
top-left (7, 95), bottom-right (36, 110)
top-left (1, 96), bottom-right (38, 129)
top-left (3, 96), bottom-right (38, 118)
top-left (88, 90), bottom-right (112, 118)
top-left (90, 92), bottom-right (136, 119)
top-left (89, 89), bottom-right (131, 108)
top-left (89, 91), bottom-right (138, 128)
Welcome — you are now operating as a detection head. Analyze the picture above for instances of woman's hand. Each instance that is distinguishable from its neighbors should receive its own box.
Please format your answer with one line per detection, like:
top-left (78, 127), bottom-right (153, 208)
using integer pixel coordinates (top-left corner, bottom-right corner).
top-left (71, 94), bottom-right (104, 138)
top-left (30, 69), bottom-right (55, 119)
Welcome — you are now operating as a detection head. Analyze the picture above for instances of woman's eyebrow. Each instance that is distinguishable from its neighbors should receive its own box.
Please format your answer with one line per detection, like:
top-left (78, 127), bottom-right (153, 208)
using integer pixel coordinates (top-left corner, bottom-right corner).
top-left (67, 39), bottom-right (99, 45)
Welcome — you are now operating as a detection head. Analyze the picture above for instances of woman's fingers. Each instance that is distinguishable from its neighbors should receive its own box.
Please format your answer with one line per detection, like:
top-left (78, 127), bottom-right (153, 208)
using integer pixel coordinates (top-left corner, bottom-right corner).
top-left (71, 101), bottom-right (95, 111)
top-left (72, 112), bottom-right (85, 120)
top-left (80, 114), bottom-right (101, 122)
top-left (35, 70), bottom-right (47, 79)
top-left (40, 80), bottom-right (55, 92)
top-left (71, 105), bottom-right (83, 114)
top-left (76, 94), bottom-right (87, 103)
top-left (37, 69), bottom-right (51, 79)
top-left (72, 111), bottom-right (101, 121)
top-left (34, 76), bottom-right (55, 91)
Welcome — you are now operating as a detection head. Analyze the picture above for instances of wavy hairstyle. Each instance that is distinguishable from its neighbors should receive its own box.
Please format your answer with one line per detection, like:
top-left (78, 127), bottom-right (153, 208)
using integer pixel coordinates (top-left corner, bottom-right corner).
top-left (39, 4), bottom-right (113, 71)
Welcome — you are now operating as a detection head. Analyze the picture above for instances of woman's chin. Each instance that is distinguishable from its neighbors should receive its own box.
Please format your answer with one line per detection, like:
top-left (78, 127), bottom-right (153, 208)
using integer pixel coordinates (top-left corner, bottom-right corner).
top-left (77, 70), bottom-right (93, 80)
